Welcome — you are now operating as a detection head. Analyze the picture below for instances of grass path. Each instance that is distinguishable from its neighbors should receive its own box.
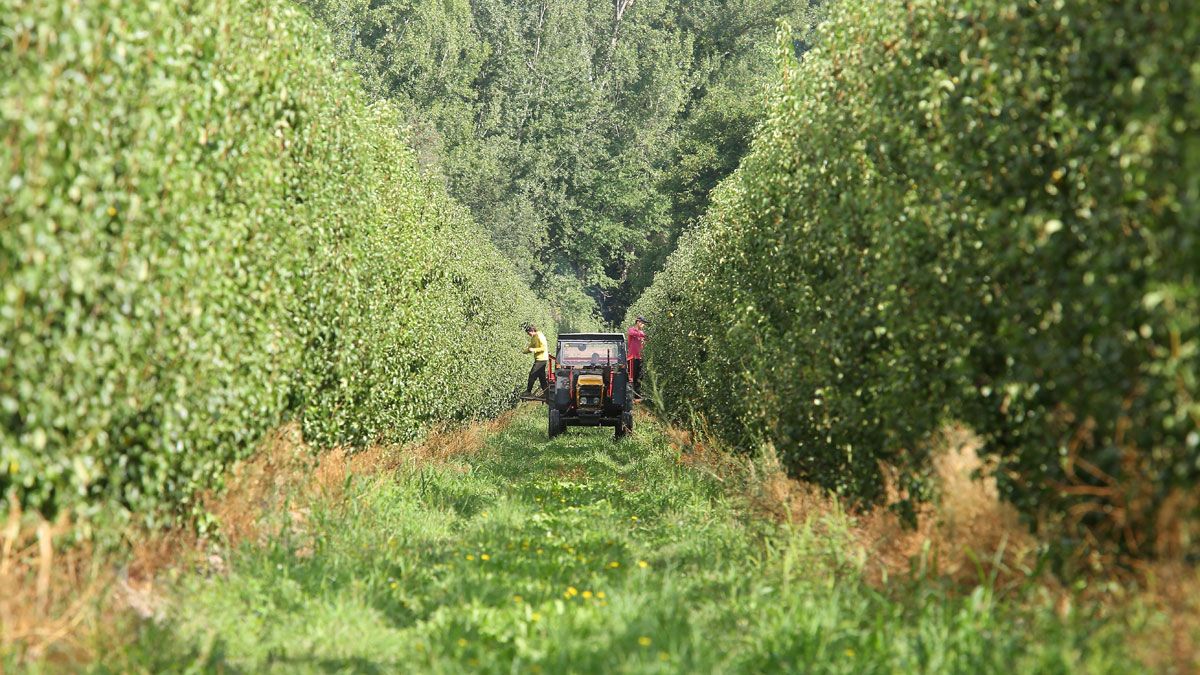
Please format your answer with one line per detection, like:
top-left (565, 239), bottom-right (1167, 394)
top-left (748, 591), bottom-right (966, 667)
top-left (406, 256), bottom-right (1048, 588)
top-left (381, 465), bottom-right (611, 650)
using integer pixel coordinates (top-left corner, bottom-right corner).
top-left (102, 407), bottom-right (1135, 673)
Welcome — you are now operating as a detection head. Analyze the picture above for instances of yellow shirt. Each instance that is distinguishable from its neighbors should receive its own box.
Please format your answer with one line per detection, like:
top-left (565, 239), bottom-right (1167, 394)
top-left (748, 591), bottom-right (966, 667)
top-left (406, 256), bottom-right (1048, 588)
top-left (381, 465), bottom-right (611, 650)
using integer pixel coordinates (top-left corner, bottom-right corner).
top-left (526, 332), bottom-right (549, 361)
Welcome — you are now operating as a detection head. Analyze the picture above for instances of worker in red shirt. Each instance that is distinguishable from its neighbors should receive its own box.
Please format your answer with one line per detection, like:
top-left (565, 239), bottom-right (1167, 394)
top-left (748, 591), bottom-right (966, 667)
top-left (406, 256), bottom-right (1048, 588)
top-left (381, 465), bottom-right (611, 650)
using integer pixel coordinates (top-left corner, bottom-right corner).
top-left (627, 316), bottom-right (648, 398)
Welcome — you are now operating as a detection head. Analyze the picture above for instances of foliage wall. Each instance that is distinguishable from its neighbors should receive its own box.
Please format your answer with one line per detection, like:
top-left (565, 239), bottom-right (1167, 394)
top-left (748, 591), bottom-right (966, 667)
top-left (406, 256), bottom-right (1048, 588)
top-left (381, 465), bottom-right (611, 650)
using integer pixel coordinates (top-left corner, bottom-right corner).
top-left (0, 0), bottom-right (552, 525)
top-left (631, 0), bottom-right (1198, 558)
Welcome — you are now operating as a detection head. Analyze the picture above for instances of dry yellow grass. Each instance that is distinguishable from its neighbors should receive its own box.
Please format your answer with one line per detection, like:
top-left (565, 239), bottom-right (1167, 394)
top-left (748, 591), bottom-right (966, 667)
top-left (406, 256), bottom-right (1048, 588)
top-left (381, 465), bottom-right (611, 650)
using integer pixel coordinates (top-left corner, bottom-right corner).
top-left (1, 498), bottom-right (98, 664)
top-left (0, 497), bottom-right (201, 665)
top-left (663, 417), bottom-right (1199, 671)
top-left (1134, 561), bottom-right (1200, 672)
top-left (663, 420), bottom-right (1037, 588)
top-left (0, 414), bottom-right (511, 667)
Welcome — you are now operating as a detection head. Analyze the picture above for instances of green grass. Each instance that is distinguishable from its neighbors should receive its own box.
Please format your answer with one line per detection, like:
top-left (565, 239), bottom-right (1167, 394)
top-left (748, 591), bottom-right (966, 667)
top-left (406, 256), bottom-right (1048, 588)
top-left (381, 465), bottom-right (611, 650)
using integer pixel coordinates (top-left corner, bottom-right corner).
top-left (95, 408), bottom-right (1138, 673)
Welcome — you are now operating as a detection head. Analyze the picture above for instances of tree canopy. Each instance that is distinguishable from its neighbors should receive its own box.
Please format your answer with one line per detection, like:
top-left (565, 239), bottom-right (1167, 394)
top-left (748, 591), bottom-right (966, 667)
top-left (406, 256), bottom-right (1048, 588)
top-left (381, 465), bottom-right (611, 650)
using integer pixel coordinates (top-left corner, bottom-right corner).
top-left (300, 0), bottom-right (824, 324)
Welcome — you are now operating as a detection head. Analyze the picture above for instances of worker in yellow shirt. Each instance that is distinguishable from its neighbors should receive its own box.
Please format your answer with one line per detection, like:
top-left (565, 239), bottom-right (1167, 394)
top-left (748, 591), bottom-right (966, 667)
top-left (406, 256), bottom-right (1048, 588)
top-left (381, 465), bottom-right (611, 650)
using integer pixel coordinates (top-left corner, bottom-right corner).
top-left (524, 324), bottom-right (550, 398)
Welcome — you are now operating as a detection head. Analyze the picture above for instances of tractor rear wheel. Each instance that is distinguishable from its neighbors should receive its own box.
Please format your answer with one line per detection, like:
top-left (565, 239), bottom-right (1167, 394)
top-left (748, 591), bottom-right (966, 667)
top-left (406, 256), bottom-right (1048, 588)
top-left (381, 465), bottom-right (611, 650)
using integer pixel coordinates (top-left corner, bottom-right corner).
top-left (614, 411), bottom-right (633, 441)
top-left (549, 409), bottom-right (563, 439)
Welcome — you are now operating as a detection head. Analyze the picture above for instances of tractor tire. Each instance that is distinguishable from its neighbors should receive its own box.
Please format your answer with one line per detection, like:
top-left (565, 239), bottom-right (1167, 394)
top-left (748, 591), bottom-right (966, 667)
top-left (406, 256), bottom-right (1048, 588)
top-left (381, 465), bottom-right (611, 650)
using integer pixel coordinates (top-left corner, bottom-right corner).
top-left (549, 409), bottom-right (563, 439)
top-left (614, 411), bottom-right (633, 441)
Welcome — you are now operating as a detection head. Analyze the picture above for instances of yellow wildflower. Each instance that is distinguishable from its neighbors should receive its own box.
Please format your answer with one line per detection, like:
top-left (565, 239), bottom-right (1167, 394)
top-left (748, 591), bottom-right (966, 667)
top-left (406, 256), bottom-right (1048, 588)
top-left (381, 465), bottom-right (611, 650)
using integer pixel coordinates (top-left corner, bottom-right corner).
top-left (582, 590), bottom-right (593, 600)
top-left (565, 586), bottom-right (579, 598)
top-left (608, 561), bottom-right (620, 569)
top-left (638, 637), bottom-right (652, 647)
top-left (513, 595), bottom-right (524, 604)
top-left (630, 515), bottom-right (638, 522)
top-left (457, 638), bottom-right (468, 647)
top-left (466, 554), bottom-right (475, 561)
top-left (596, 591), bottom-right (606, 599)
top-left (531, 612), bottom-right (542, 622)
top-left (481, 554), bottom-right (491, 561)
top-left (637, 560), bottom-right (649, 569)
top-left (659, 651), bottom-right (670, 662)
top-left (106, 206), bottom-right (117, 217)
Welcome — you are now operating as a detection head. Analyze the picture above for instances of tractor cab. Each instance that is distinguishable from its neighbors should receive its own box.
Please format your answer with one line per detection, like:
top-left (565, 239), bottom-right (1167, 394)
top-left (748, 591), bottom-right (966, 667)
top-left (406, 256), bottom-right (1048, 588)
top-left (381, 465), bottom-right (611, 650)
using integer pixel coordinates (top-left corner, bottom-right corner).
top-left (547, 333), bottom-right (634, 440)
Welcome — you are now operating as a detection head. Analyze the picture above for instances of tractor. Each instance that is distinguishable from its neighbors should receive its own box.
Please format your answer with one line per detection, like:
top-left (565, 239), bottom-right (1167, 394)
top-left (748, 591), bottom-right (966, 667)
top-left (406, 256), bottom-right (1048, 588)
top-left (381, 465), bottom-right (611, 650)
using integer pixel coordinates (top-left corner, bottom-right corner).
top-left (545, 333), bottom-right (634, 440)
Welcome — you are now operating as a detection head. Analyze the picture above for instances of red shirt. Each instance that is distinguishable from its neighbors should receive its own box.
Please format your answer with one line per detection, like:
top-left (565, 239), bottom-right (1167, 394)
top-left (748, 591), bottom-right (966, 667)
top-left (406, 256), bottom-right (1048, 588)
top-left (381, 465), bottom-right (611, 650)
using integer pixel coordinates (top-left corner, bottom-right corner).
top-left (627, 325), bottom-right (646, 359)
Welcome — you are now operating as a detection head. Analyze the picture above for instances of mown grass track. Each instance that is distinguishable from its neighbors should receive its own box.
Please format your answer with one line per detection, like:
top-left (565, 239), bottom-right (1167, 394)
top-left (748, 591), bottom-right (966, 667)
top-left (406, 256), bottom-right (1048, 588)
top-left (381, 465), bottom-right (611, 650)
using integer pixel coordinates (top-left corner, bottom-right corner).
top-left (94, 408), bottom-right (1137, 673)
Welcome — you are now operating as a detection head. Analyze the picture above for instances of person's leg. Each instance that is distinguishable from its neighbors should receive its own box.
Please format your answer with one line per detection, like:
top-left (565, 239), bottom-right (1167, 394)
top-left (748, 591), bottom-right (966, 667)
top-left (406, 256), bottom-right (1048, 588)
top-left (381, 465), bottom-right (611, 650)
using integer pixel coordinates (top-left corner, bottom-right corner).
top-left (526, 362), bottom-right (541, 394)
top-left (632, 358), bottom-right (643, 394)
top-left (536, 362), bottom-right (549, 393)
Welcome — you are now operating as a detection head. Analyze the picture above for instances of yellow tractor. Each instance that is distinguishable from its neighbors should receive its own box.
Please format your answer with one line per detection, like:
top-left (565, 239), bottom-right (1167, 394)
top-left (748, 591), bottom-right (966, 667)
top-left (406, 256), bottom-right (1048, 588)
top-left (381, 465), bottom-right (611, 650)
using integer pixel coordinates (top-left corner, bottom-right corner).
top-left (546, 333), bottom-right (634, 440)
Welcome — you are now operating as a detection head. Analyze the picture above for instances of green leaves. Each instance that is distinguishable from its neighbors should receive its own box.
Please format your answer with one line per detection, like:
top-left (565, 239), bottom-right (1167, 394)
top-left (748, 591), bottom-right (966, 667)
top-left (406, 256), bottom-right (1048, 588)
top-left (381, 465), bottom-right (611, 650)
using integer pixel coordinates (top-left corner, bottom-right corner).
top-left (0, 0), bottom-right (551, 526)
top-left (299, 0), bottom-right (822, 323)
top-left (631, 0), bottom-right (1199, 559)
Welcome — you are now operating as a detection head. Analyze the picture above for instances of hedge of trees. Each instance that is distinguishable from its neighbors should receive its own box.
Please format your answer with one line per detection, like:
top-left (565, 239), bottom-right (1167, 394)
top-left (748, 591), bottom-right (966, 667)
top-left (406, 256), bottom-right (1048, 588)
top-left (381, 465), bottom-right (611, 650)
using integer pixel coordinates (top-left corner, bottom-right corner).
top-left (0, 0), bottom-right (552, 526)
top-left (631, 0), bottom-right (1198, 558)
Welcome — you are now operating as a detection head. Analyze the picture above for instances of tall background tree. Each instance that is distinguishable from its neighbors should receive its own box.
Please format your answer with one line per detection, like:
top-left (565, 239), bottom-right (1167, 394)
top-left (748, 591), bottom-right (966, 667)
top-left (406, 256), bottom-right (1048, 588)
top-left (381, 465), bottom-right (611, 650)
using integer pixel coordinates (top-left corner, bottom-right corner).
top-left (299, 0), bottom-right (824, 324)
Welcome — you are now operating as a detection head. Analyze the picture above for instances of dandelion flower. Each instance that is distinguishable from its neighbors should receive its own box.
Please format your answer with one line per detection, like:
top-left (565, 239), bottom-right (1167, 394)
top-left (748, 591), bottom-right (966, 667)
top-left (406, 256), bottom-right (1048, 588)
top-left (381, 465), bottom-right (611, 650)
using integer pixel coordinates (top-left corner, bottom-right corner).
top-left (457, 638), bottom-right (468, 647)
top-left (630, 515), bottom-right (638, 522)
top-left (565, 586), bottom-right (579, 598)
top-left (481, 554), bottom-right (491, 561)
top-left (531, 612), bottom-right (542, 622)
top-left (638, 636), bottom-right (652, 647)
top-left (466, 554), bottom-right (475, 561)
top-left (659, 651), bottom-right (670, 662)
top-left (637, 560), bottom-right (649, 569)
top-left (596, 591), bottom-right (606, 599)
top-left (513, 595), bottom-right (524, 604)
top-left (608, 561), bottom-right (620, 569)
top-left (582, 590), bottom-right (593, 600)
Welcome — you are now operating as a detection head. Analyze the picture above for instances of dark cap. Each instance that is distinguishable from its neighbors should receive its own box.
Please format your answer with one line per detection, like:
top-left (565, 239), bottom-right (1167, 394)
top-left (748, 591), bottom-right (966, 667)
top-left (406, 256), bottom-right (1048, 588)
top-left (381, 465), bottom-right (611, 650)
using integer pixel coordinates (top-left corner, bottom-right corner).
top-left (636, 316), bottom-right (649, 325)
